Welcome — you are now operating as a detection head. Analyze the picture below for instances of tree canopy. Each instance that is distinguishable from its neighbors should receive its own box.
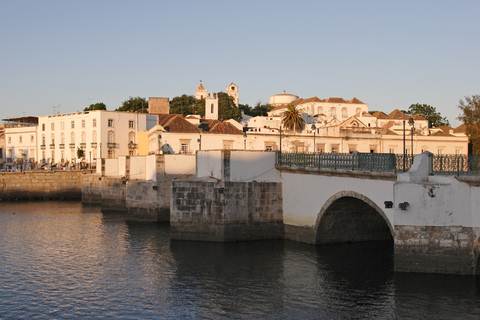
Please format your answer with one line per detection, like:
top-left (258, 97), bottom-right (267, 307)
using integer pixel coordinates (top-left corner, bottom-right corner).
top-left (408, 103), bottom-right (449, 128)
top-left (217, 92), bottom-right (241, 121)
top-left (116, 97), bottom-right (148, 113)
top-left (239, 103), bottom-right (271, 117)
top-left (84, 102), bottom-right (107, 111)
top-left (282, 104), bottom-right (305, 132)
top-left (170, 95), bottom-right (204, 116)
top-left (458, 95), bottom-right (480, 154)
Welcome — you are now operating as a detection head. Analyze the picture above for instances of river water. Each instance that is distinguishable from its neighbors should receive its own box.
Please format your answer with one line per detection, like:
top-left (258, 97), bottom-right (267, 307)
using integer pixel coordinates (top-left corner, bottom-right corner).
top-left (0, 202), bottom-right (479, 320)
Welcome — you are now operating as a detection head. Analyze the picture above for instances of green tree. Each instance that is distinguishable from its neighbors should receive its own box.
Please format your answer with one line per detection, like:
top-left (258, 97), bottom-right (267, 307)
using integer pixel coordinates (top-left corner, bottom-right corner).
top-left (170, 95), bottom-right (204, 116)
top-left (239, 103), bottom-right (271, 117)
top-left (84, 102), bottom-right (107, 111)
top-left (408, 103), bottom-right (449, 128)
top-left (217, 92), bottom-right (241, 121)
top-left (116, 97), bottom-right (148, 113)
top-left (282, 104), bottom-right (305, 132)
top-left (458, 95), bottom-right (480, 154)
top-left (76, 148), bottom-right (85, 159)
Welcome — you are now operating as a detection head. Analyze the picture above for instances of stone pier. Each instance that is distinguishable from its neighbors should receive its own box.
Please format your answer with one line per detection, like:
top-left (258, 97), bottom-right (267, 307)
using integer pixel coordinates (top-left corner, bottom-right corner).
top-left (170, 179), bottom-right (283, 241)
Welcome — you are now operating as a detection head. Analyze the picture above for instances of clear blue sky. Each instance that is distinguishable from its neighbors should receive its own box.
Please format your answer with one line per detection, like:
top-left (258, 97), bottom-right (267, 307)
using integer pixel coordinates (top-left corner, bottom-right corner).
top-left (1, 0), bottom-right (479, 125)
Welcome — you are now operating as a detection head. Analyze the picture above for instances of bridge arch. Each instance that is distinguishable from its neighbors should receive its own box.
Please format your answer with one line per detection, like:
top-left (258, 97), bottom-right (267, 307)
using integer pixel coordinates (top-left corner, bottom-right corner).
top-left (314, 191), bottom-right (394, 244)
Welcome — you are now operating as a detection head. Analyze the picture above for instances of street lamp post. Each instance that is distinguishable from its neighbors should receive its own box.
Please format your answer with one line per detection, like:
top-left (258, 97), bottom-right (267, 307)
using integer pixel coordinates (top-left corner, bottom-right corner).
top-left (312, 124), bottom-right (317, 153)
top-left (408, 117), bottom-right (415, 164)
top-left (402, 120), bottom-right (406, 171)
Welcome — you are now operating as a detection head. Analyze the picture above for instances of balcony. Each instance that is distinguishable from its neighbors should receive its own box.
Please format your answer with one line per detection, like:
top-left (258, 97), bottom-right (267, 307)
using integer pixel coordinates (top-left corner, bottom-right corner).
top-left (128, 142), bottom-right (138, 149)
top-left (69, 143), bottom-right (76, 149)
top-left (40, 144), bottom-right (46, 150)
top-left (80, 143), bottom-right (86, 149)
top-left (59, 144), bottom-right (65, 149)
top-left (107, 142), bottom-right (118, 149)
top-left (49, 144), bottom-right (55, 149)
top-left (91, 142), bottom-right (98, 148)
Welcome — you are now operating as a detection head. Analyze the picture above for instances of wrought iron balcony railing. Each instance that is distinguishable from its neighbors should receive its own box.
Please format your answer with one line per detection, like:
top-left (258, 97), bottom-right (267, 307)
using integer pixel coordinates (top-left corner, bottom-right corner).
top-left (91, 142), bottom-right (98, 148)
top-left (107, 142), bottom-right (118, 149)
top-left (40, 144), bottom-right (46, 150)
top-left (80, 143), bottom-right (86, 149)
top-left (59, 144), bottom-right (65, 149)
top-left (49, 144), bottom-right (55, 149)
top-left (69, 143), bottom-right (76, 149)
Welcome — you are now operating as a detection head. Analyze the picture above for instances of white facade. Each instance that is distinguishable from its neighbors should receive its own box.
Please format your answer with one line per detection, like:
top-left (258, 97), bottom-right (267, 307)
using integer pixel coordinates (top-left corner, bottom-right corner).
top-left (37, 110), bottom-right (154, 164)
top-left (5, 126), bottom-right (38, 162)
top-left (204, 93), bottom-right (219, 120)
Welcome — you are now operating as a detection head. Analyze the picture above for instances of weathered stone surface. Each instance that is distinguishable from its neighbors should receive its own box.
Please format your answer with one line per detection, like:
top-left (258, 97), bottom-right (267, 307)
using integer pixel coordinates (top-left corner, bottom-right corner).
top-left (170, 179), bottom-right (283, 241)
top-left (395, 225), bottom-right (480, 275)
top-left (0, 171), bottom-right (86, 201)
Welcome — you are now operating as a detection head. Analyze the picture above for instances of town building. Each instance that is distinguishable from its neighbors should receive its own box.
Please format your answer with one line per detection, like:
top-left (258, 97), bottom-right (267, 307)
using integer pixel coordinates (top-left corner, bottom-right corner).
top-left (3, 117), bottom-right (39, 166)
top-left (36, 110), bottom-right (158, 165)
top-left (244, 93), bottom-right (468, 154)
top-left (0, 124), bottom-right (5, 167)
top-left (147, 114), bottom-right (245, 155)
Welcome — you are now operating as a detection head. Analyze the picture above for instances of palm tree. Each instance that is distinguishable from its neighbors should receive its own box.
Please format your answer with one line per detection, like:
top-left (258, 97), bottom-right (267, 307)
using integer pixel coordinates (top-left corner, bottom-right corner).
top-left (282, 104), bottom-right (305, 132)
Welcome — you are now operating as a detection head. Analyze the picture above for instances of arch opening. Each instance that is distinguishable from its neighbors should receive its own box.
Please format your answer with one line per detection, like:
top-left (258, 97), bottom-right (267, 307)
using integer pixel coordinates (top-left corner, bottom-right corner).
top-left (315, 195), bottom-right (393, 245)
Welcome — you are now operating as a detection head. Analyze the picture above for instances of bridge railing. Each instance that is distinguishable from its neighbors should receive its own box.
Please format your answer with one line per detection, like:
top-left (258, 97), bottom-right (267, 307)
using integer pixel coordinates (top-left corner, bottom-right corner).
top-left (431, 154), bottom-right (480, 176)
top-left (276, 152), bottom-right (480, 176)
top-left (276, 152), bottom-right (397, 173)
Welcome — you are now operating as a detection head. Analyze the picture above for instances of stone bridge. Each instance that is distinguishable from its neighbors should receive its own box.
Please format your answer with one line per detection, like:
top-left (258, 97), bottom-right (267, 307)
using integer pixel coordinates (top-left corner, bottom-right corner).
top-left (171, 151), bottom-right (480, 275)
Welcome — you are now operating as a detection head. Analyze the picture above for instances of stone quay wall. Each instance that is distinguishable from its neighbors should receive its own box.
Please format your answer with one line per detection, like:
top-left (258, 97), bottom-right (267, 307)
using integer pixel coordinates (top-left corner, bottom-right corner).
top-left (0, 171), bottom-right (87, 201)
top-left (395, 225), bottom-right (480, 275)
top-left (170, 179), bottom-right (283, 241)
top-left (81, 174), bottom-right (192, 222)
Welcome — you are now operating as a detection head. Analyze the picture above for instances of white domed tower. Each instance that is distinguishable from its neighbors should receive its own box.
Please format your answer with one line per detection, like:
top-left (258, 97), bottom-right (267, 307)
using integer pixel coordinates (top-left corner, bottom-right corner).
top-left (195, 80), bottom-right (208, 100)
top-left (226, 82), bottom-right (239, 106)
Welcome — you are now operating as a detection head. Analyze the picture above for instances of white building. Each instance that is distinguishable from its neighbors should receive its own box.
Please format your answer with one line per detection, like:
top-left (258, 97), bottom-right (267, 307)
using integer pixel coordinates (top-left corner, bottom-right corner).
top-left (195, 81), bottom-right (239, 106)
top-left (3, 117), bottom-right (39, 164)
top-left (36, 110), bottom-right (157, 165)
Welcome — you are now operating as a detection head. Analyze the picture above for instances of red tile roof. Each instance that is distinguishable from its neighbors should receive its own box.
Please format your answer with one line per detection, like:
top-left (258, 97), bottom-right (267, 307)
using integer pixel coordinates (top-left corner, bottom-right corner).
top-left (157, 114), bottom-right (200, 133)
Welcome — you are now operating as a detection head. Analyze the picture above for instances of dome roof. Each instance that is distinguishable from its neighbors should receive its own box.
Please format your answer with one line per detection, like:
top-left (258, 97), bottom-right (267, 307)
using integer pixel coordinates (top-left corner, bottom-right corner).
top-left (268, 91), bottom-right (299, 106)
top-left (196, 81), bottom-right (206, 92)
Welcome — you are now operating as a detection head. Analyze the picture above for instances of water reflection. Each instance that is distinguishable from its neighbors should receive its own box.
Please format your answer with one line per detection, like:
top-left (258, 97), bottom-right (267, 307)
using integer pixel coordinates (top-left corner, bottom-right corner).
top-left (0, 202), bottom-right (478, 319)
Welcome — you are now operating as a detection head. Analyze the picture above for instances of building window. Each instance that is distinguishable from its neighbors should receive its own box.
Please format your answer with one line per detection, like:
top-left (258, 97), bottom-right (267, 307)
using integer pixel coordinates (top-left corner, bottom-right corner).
top-left (342, 107), bottom-right (348, 119)
top-left (331, 144), bottom-right (339, 153)
top-left (61, 132), bottom-right (65, 144)
top-left (210, 104), bottom-right (214, 114)
top-left (330, 107), bottom-right (336, 118)
top-left (93, 119), bottom-right (97, 128)
top-left (71, 121), bottom-right (75, 129)
top-left (42, 135), bottom-right (46, 145)
top-left (107, 130), bottom-right (115, 143)
top-left (19, 136), bottom-right (23, 143)
top-left (51, 133), bottom-right (55, 145)
top-left (180, 143), bottom-right (189, 154)
top-left (348, 144), bottom-right (357, 153)
top-left (129, 120), bottom-right (135, 129)
top-left (60, 121), bottom-right (65, 130)
top-left (8, 137), bottom-right (11, 144)
top-left (108, 119), bottom-right (114, 128)
top-left (30, 135), bottom-right (34, 142)
top-left (81, 120), bottom-right (86, 128)
top-left (81, 131), bottom-right (86, 144)
top-left (92, 131), bottom-right (97, 143)
top-left (42, 123), bottom-right (45, 131)
top-left (70, 132), bottom-right (75, 144)
top-left (369, 145), bottom-right (377, 153)
top-left (51, 123), bottom-right (55, 131)
top-left (316, 143), bottom-right (325, 153)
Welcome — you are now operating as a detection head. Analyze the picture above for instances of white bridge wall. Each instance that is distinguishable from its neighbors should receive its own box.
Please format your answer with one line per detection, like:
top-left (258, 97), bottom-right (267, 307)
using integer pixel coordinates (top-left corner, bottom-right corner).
top-left (282, 172), bottom-right (395, 228)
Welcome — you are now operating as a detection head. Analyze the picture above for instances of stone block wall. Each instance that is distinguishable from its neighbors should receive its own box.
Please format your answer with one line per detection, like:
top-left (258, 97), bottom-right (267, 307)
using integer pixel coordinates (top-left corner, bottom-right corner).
top-left (0, 171), bottom-right (85, 201)
top-left (170, 179), bottom-right (283, 241)
top-left (81, 175), bottom-right (127, 211)
top-left (395, 225), bottom-right (480, 275)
